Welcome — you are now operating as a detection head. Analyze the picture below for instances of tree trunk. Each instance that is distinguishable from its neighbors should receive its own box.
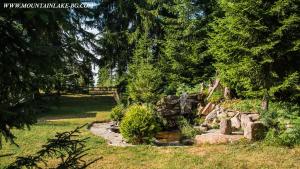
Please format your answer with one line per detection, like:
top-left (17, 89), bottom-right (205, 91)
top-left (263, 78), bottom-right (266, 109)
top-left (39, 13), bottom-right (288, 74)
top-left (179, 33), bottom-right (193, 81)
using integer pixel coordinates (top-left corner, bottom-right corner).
top-left (207, 78), bottom-right (220, 100)
top-left (224, 87), bottom-right (231, 100)
top-left (261, 92), bottom-right (269, 111)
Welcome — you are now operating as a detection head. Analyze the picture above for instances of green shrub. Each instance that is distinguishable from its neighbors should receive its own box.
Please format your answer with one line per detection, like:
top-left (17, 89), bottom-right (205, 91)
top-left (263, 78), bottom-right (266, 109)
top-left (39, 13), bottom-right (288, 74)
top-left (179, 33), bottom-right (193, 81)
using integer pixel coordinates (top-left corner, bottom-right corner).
top-left (221, 99), bottom-right (261, 112)
top-left (178, 117), bottom-right (198, 139)
top-left (120, 105), bottom-right (160, 144)
top-left (278, 126), bottom-right (300, 147)
top-left (262, 102), bottom-right (300, 147)
top-left (194, 118), bottom-right (205, 126)
top-left (176, 83), bottom-right (202, 96)
top-left (110, 104), bottom-right (125, 123)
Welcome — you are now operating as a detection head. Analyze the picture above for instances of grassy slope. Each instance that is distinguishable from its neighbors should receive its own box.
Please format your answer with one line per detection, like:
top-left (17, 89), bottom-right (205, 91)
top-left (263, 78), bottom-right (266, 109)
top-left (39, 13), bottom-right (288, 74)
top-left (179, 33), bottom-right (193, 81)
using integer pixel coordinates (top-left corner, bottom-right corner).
top-left (1, 95), bottom-right (300, 169)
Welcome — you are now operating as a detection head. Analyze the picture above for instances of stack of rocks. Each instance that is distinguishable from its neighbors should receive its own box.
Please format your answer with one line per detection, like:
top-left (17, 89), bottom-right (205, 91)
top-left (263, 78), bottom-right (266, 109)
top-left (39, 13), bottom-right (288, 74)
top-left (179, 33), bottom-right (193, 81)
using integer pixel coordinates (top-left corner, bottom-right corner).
top-left (156, 94), bottom-right (201, 128)
top-left (197, 102), bottom-right (267, 141)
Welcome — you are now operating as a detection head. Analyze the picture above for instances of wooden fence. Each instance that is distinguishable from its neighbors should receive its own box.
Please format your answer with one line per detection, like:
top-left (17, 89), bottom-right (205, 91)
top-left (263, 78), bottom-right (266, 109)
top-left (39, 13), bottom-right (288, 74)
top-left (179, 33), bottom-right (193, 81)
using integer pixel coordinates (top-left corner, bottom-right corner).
top-left (78, 86), bottom-right (120, 102)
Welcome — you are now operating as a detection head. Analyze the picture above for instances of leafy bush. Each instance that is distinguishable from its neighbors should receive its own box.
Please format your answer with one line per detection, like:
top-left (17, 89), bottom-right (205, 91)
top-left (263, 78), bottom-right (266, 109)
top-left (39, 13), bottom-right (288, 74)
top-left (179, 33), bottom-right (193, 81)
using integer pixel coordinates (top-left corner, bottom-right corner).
top-left (176, 83), bottom-right (203, 96)
top-left (262, 102), bottom-right (300, 147)
top-left (120, 105), bottom-right (161, 144)
top-left (178, 117), bottom-right (198, 139)
top-left (110, 104), bottom-right (125, 123)
top-left (221, 99), bottom-right (261, 112)
top-left (278, 126), bottom-right (300, 147)
top-left (194, 118), bottom-right (205, 126)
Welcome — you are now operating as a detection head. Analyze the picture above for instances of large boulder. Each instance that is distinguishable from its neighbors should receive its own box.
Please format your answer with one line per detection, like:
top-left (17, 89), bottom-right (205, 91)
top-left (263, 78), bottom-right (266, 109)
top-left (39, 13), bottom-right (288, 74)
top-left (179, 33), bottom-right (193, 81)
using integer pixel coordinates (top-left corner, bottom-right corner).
top-left (244, 122), bottom-right (267, 140)
top-left (220, 119), bottom-right (232, 135)
top-left (195, 129), bottom-right (243, 144)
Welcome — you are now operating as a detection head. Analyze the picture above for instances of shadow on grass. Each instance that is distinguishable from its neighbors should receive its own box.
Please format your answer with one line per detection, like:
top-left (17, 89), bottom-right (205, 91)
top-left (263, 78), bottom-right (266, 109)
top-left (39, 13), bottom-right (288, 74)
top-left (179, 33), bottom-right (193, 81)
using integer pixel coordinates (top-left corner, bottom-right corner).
top-left (37, 95), bottom-right (116, 120)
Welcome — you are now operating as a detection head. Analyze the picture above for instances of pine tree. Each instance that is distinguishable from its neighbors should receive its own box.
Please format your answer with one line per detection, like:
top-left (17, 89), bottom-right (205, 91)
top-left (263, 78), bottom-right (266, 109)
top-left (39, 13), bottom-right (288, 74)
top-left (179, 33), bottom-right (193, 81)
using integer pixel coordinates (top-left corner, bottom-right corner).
top-left (209, 0), bottom-right (300, 107)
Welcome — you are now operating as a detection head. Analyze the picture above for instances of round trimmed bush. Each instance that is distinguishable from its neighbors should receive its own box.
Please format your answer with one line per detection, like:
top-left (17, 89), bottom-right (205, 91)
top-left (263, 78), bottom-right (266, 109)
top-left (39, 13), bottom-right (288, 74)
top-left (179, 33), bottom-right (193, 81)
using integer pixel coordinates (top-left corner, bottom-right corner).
top-left (110, 104), bottom-right (125, 123)
top-left (120, 105), bottom-right (160, 144)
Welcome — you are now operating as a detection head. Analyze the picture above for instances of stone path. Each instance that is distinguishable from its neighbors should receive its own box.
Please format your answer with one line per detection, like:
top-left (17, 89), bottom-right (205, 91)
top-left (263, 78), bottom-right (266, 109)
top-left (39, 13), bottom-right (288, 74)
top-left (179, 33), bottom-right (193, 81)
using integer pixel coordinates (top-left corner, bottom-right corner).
top-left (90, 123), bottom-right (244, 146)
top-left (195, 129), bottom-right (244, 145)
top-left (89, 122), bottom-right (132, 147)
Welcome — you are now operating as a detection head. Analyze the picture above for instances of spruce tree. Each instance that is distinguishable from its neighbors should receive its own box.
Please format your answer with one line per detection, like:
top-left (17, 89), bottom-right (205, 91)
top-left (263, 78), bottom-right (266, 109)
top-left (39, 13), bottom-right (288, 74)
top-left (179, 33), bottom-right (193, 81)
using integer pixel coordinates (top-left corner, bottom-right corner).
top-left (160, 0), bottom-right (216, 92)
top-left (209, 0), bottom-right (300, 107)
top-left (0, 2), bottom-right (96, 146)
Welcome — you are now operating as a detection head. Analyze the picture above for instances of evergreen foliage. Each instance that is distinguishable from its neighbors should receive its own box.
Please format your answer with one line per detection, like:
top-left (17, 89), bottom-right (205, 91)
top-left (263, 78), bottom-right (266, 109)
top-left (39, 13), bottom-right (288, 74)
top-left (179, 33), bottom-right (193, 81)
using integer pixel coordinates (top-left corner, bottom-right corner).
top-left (0, 1), bottom-right (96, 146)
top-left (209, 0), bottom-right (300, 102)
top-left (6, 125), bottom-right (100, 169)
top-left (127, 58), bottom-right (163, 103)
top-left (160, 0), bottom-right (216, 90)
top-left (97, 66), bottom-right (113, 87)
top-left (1, 0), bottom-right (300, 149)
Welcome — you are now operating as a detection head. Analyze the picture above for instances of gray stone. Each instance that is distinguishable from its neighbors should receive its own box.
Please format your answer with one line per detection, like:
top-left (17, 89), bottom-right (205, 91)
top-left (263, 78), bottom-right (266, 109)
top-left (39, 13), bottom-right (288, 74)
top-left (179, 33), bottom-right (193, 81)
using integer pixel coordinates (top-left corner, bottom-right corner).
top-left (217, 110), bottom-right (228, 119)
top-left (231, 113), bottom-right (241, 129)
top-left (90, 122), bottom-right (132, 147)
top-left (227, 111), bottom-right (237, 117)
top-left (205, 109), bottom-right (218, 123)
top-left (200, 126), bottom-right (208, 132)
top-left (195, 129), bottom-right (243, 145)
top-left (248, 114), bottom-right (260, 121)
top-left (220, 119), bottom-right (232, 135)
top-left (241, 114), bottom-right (252, 129)
top-left (244, 122), bottom-right (267, 140)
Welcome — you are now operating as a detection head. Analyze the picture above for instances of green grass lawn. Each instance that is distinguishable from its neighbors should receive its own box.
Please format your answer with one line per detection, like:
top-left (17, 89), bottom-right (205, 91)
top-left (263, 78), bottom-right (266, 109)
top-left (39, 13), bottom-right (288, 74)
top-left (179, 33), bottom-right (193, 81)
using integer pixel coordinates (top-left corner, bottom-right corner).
top-left (1, 95), bottom-right (300, 169)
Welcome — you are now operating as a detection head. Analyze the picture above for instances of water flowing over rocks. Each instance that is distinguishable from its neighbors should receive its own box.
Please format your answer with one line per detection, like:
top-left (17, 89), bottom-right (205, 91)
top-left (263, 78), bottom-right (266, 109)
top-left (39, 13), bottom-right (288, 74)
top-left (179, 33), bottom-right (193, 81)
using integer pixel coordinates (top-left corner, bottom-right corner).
top-left (156, 94), bottom-right (201, 128)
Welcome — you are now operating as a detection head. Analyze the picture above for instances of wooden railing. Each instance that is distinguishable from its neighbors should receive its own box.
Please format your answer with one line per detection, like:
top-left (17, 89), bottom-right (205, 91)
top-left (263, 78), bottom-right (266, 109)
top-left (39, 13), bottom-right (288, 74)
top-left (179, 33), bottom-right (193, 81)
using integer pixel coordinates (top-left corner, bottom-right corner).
top-left (77, 86), bottom-right (120, 102)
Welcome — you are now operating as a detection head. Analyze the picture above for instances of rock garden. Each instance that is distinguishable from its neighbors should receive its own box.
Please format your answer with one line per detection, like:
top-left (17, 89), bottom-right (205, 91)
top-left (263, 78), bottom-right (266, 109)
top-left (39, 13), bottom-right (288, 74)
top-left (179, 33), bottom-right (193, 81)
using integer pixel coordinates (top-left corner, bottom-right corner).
top-left (90, 80), bottom-right (270, 146)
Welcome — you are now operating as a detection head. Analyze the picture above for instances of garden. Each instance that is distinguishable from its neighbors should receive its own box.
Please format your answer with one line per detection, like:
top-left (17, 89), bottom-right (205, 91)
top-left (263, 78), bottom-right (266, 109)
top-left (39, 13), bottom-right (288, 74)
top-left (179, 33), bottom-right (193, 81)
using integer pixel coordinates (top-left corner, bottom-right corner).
top-left (1, 0), bottom-right (300, 168)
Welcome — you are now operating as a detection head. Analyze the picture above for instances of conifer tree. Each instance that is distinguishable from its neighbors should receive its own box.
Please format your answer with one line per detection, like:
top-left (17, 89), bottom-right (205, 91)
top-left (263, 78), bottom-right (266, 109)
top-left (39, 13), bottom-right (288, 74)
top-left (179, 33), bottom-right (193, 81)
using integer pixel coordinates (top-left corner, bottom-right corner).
top-left (209, 0), bottom-right (300, 107)
top-left (0, 2), bottom-right (96, 146)
top-left (160, 0), bottom-right (217, 91)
